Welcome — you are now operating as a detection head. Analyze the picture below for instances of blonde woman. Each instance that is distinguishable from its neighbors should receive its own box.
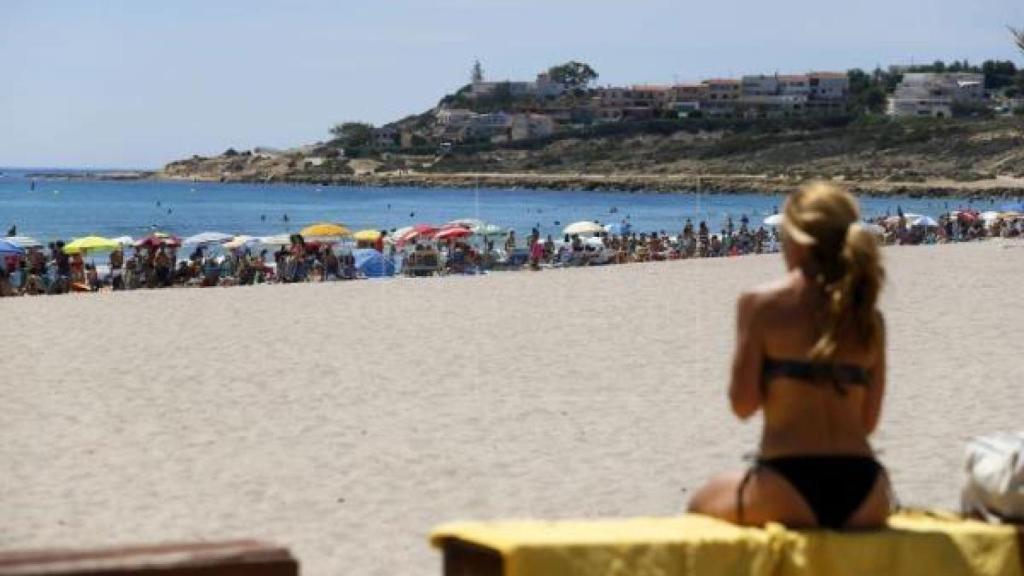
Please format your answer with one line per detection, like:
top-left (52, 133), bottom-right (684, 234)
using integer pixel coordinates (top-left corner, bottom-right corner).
top-left (689, 183), bottom-right (892, 530)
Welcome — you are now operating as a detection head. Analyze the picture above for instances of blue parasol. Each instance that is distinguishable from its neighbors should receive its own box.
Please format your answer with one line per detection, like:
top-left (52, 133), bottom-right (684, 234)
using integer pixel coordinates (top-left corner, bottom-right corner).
top-left (0, 238), bottom-right (26, 256)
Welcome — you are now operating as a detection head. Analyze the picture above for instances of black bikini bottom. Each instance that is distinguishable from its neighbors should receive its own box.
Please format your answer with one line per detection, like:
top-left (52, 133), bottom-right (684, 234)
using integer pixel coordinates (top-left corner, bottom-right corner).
top-left (739, 455), bottom-right (884, 529)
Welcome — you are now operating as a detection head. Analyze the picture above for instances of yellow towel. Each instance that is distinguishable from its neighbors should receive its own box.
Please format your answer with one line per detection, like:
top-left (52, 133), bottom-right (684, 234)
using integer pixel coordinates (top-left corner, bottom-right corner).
top-left (430, 511), bottom-right (1022, 576)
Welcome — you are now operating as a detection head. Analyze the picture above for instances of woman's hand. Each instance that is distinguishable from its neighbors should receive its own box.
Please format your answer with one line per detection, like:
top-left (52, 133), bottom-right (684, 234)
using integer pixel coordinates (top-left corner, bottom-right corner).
top-left (729, 291), bottom-right (764, 419)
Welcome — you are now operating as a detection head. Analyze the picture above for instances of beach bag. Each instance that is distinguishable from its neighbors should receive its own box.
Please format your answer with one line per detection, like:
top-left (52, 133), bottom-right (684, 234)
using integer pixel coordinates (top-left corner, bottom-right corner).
top-left (961, 432), bottom-right (1024, 522)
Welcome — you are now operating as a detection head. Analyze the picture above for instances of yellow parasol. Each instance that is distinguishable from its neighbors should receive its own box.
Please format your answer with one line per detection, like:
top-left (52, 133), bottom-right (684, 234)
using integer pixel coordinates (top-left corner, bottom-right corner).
top-left (300, 223), bottom-right (352, 239)
top-left (353, 229), bottom-right (382, 242)
top-left (63, 236), bottom-right (121, 255)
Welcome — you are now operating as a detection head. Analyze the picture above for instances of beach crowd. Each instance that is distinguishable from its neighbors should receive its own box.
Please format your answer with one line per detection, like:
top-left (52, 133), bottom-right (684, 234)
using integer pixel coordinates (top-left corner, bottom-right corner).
top-left (1, 208), bottom-right (1021, 297)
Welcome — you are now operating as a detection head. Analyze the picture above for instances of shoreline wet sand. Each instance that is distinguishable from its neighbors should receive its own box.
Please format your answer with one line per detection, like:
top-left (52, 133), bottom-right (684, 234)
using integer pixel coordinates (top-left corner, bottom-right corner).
top-left (2, 241), bottom-right (1022, 575)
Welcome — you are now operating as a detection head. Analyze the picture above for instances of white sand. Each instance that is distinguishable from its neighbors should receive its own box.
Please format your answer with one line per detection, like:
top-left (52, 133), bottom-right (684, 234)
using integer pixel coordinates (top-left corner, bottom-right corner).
top-left (2, 241), bottom-right (1022, 576)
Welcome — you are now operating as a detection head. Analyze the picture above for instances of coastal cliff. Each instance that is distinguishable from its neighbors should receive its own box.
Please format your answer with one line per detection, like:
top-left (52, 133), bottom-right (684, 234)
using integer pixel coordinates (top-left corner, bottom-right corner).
top-left (159, 116), bottom-right (1024, 197)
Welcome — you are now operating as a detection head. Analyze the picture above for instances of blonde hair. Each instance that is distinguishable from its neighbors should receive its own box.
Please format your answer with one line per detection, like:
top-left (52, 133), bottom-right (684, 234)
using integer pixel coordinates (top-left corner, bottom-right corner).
top-left (782, 183), bottom-right (884, 360)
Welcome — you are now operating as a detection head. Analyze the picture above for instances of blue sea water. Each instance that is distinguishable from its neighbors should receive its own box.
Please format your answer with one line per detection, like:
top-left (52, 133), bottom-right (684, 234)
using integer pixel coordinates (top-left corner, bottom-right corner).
top-left (0, 167), bottom-right (1004, 242)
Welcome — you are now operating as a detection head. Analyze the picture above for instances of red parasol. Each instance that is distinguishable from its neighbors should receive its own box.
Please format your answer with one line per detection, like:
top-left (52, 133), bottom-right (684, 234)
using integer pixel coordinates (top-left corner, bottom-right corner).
top-left (957, 210), bottom-right (979, 224)
top-left (135, 232), bottom-right (182, 249)
top-left (434, 227), bottom-right (472, 241)
top-left (398, 224), bottom-right (439, 244)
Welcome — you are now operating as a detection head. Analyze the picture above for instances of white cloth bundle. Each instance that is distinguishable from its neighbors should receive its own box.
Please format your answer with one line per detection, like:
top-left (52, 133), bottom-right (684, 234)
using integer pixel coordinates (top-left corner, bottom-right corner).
top-left (962, 431), bottom-right (1024, 522)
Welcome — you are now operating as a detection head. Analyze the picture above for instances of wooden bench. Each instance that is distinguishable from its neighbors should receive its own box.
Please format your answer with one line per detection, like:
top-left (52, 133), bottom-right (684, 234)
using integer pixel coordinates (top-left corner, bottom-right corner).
top-left (0, 540), bottom-right (297, 576)
top-left (432, 513), bottom-right (1024, 576)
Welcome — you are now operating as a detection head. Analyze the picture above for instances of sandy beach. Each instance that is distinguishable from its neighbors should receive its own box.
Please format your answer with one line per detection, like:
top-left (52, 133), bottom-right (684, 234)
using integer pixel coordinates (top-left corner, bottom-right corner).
top-left (2, 240), bottom-right (1022, 576)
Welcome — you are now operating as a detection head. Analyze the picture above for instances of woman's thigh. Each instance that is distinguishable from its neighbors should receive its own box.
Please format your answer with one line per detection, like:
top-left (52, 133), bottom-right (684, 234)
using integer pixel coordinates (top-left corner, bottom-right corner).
top-left (688, 469), bottom-right (817, 528)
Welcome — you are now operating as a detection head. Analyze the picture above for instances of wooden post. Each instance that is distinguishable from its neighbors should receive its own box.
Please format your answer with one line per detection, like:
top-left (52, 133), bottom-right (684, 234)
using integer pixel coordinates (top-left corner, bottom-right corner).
top-left (0, 540), bottom-right (297, 576)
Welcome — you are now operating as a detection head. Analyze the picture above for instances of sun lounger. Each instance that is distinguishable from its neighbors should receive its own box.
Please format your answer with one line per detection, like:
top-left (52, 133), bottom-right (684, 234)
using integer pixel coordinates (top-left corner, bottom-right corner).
top-left (0, 540), bottom-right (297, 576)
top-left (431, 512), bottom-right (1023, 576)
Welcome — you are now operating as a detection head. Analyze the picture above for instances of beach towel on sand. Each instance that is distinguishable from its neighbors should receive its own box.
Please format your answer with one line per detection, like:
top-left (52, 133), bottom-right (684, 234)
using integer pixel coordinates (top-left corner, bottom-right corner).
top-left (431, 511), bottom-right (1022, 576)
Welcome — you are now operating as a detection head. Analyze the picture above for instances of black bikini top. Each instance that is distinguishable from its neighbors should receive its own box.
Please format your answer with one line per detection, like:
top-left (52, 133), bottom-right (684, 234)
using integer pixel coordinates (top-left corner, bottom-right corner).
top-left (762, 357), bottom-right (870, 391)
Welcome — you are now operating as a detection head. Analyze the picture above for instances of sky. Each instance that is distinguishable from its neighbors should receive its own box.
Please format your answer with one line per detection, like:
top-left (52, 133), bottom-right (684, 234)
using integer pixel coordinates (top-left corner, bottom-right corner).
top-left (2, 0), bottom-right (1023, 169)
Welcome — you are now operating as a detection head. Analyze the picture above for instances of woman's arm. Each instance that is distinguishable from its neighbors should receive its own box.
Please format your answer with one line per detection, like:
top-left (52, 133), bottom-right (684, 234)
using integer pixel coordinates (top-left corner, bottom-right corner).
top-left (729, 291), bottom-right (764, 420)
top-left (862, 312), bottom-right (887, 434)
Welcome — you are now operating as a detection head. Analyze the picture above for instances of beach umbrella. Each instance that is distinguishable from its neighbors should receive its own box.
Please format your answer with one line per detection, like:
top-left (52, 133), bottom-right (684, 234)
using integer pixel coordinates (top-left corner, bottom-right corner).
top-left (300, 223), bottom-right (351, 242)
top-left (435, 227), bottom-right (473, 241)
top-left (445, 218), bottom-right (485, 230)
top-left (258, 234), bottom-right (292, 247)
top-left (0, 238), bottom-right (25, 256)
top-left (1000, 211), bottom-right (1022, 221)
top-left (353, 229), bottom-right (383, 242)
top-left (883, 213), bottom-right (923, 226)
top-left (474, 223), bottom-right (505, 237)
top-left (957, 211), bottom-right (979, 224)
top-left (911, 216), bottom-right (939, 228)
top-left (223, 235), bottom-right (260, 250)
top-left (111, 236), bottom-right (135, 246)
top-left (64, 236), bottom-right (120, 255)
top-left (7, 236), bottom-right (43, 249)
top-left (980, 211), bottom-right (1001, 222)
top-left (563, 221), bottom-right (604, 236)
top-left (135, 232), bottom-right (181, 249)
top-left (397, 224), bottom-right (439, 243)
top-left (183, 231), bottom-right (233, 245)
top-left (604, 222), bottom-right (632, 236)
top-left (763, 214), bottom-right (784, 226)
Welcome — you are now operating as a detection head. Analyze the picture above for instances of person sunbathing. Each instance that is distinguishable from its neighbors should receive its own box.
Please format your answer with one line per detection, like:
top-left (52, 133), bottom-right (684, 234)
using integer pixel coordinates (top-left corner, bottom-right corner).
top-left (689, 183), bottom-right (892, 530)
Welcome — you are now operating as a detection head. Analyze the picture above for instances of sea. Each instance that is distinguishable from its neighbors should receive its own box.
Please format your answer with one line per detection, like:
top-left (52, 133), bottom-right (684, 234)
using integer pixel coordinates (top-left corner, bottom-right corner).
top-left (0, 167), bottom-right (1005, 242)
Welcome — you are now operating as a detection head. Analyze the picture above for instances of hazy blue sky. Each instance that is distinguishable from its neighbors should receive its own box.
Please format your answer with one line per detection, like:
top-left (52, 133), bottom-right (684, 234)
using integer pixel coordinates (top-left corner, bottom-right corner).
top-left (2, 0), bottom-right (1023, 168)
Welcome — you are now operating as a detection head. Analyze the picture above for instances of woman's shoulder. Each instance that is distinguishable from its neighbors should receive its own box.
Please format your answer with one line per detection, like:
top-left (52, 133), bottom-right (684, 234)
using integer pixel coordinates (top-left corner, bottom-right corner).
top-left (738, 277), bottom-right (792, 307)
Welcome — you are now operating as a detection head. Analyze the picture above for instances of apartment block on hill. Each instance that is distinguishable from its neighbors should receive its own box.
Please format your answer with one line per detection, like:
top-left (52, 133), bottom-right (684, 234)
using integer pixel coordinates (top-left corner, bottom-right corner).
top-left (887, 72), bottom-right (985, 118)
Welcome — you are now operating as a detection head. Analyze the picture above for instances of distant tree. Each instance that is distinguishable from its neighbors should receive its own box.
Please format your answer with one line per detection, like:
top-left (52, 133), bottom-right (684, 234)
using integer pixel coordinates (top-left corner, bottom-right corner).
top-left (982, 60), bottom-right (1018, 89)
top-left (223, 148), bottom-right (239, 157)
top-left (1011, 26), bottom-right (1024, 55)
top-left (862, 87), bottom-right (887, 113)
top-left (847, 69), bottom-right (890, 114)
top-left (329, 122), bottom-right (375, 147)
top-left (471, 60), bottom-right (484, 84)
top-left (547, 61), bottom-right (599, 89)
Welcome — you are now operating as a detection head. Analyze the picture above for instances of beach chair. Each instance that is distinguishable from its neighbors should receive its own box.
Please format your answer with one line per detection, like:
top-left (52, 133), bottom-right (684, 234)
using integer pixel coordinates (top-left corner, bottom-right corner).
top-left (432, 512), bottom-right (1024, 576)
top-left (405, 252), bottom-right (440, 277)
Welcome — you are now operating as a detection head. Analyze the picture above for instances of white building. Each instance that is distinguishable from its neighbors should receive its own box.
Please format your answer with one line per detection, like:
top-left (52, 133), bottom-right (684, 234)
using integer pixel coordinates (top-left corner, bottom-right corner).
top-left (509, 114), bottom-right (556, 140)
top-left (808, 72), bottom-right (849, 100)
top-left (467, 73), bottom-right (568, 100)
top-left (435, 108), bottom-right (478, 127)
top-left (741, 75), bottom-right (780, 97)
top-left (888, 72), bottom-right (985, 118)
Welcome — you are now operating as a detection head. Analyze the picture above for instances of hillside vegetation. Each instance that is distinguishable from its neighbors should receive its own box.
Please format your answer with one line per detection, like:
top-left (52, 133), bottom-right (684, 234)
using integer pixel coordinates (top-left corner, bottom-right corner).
top-left (161, 116), bottom-right (1024, 196)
